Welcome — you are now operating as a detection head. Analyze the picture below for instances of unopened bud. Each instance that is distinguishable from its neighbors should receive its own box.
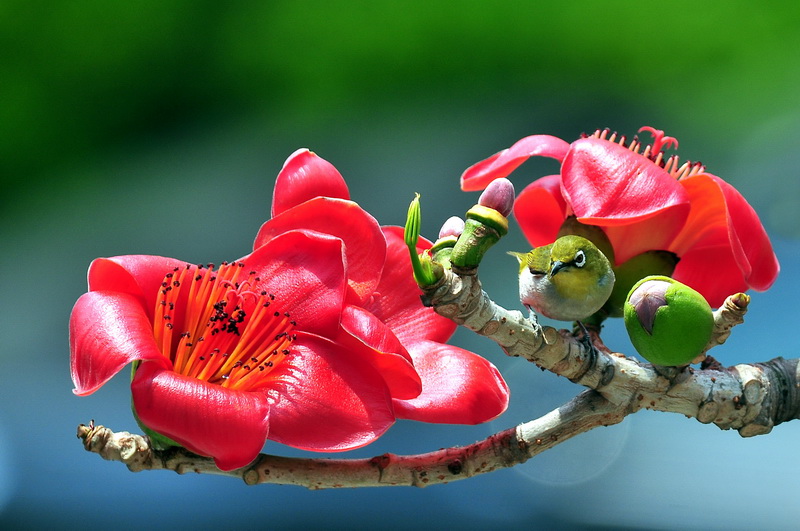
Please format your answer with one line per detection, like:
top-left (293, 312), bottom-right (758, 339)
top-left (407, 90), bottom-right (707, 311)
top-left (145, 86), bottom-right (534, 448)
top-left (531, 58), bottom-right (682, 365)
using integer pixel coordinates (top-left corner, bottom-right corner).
top-left (478, 178), bottom-right (515, 217)
top-left (438, 216), bottom-right (465, 240)
top-left (624, 275), bottom-right (714, 367)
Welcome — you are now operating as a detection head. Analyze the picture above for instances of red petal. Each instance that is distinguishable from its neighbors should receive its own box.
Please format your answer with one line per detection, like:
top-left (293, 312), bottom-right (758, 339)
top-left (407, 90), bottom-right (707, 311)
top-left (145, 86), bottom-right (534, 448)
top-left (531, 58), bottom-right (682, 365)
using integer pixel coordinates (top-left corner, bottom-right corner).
top-left (254, 197), bottom-right (385, 304)
top-left (365, 227), bottom-right (457, 344)
top-left (131, 363), bottom-right (270, 471)
top-left (265, 332), bottom-right (396, 451)
top-left (513, 175), bottom-right (567, 247)
top-left (88, 255), bottom-right (188, 321)
top-left (672, 244), bottom-right (749, 308)
top-left (668, 174), bottom-right (731, 257)
top-left (460, 135), bottom-right (570, 191)
top-left (338, 305), bottom-right (422, 400)
top-left (561, 138), bottom-right (690, 225)
top-left (714, 176), bottom-right (779, 290)
top-left (247, 230), bottom-right (347, 338)
top-left (70, 291), bottom-right (169, 396)
top-left (271, 149), bottom-right (350, 217)
top-left (669, 174), bottom-right (779, 300)
top-left (601, 206), bottom-right (690, 264)
top-left (392, 340), bottom-right (509, 424)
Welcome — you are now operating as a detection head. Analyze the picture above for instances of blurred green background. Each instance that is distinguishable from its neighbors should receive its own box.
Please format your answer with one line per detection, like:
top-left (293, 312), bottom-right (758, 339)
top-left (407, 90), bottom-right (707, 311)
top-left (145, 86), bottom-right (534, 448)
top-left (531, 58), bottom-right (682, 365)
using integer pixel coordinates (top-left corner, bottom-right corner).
top-left (2, 1), bottom-right (799, 528)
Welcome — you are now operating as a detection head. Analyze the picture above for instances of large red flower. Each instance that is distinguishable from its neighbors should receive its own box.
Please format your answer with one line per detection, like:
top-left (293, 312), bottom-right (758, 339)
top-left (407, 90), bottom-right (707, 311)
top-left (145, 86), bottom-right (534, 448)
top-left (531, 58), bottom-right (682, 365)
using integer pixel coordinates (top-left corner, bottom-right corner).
top-left (461, 127), bottom-right (779, 307)
top-left (71, 149), bottom-right (509, 471)
top-left (255, 149), bottom-right (509, 424)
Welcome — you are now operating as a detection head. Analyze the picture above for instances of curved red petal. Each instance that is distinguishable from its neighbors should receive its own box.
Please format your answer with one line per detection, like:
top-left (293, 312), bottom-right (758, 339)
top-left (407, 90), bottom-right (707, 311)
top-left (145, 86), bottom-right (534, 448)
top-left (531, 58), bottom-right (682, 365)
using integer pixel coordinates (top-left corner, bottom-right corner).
top-left (365, 226), bottom-right (457, 344)
top-left (668, 174), bottom-right (732, 257)
top-left (670, 174), bottom-right (779, 295)
top-left (254, 197), bottom-right (385, 304)
top-left (672, 244), bottom-right (749, 308)
top-left (70, 291), bottom-right (169, 396)
top-left (271, 149), bottom-right (350, 217)
top-left (131, 363), bottom-right (270, 471)
top-left (562, 138), bottom-right (690, 224)
top-left (713, 176), bottom-right (779, 290)
top-left (338, 305), bottom-right (422, 400)
top-left (513, 175), bottom-right (568, 248)
top-left (460, 135), bottom-right (570, 191)
top-left (88, 255), bottom-right (188, 320)
top-left (392, 340), bottom-right (509, 424)
top-left (265, 332), bottom-right (396, 451)
top-left (246, 230), bottom-right (347, 338)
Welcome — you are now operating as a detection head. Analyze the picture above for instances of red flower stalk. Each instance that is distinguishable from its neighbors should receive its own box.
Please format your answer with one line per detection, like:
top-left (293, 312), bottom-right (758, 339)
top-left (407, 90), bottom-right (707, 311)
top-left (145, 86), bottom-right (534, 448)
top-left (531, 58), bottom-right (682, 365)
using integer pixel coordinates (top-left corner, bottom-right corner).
top-left (461, 127), bottom-right (779, 307)
top-left (71, 149), bottom-right (509, 471)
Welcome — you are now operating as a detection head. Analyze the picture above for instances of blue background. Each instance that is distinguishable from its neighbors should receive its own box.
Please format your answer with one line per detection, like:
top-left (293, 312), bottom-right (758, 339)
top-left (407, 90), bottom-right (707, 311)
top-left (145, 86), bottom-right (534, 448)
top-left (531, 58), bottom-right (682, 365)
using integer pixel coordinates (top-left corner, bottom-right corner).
top-left (2, 2), bottom-right (799, 529)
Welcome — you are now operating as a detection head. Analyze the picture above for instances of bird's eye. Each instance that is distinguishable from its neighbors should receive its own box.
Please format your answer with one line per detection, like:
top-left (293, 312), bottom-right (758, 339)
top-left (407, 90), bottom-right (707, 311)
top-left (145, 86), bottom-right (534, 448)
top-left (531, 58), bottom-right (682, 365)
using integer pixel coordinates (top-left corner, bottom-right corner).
top-left (574, 250), bottom-right (586, 267)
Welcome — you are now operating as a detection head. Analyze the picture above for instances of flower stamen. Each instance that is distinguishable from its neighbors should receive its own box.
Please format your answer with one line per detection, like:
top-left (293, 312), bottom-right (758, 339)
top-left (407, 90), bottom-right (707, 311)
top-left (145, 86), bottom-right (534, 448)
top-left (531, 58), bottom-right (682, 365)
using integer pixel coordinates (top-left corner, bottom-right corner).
top-left (153, 262), bottom-right (296, 391)
top-left (587, 127), bottom-right (707, 180)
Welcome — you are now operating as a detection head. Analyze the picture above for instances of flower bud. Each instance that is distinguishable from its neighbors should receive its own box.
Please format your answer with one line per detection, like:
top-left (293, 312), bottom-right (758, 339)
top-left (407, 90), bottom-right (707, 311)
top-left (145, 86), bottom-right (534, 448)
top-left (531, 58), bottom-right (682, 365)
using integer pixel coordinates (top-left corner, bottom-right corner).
top-left (624, 275), bottom-right (714, 367)
top-left (438, 216), bottom-right (465, 240)
top-left (478, 178), bottom-right (515, 217)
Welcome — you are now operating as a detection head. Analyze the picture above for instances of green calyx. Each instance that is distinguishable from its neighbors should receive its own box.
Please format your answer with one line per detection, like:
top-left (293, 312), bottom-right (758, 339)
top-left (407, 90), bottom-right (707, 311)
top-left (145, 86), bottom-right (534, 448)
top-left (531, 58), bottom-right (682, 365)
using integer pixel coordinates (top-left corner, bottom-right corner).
top-left (429, 236), bottom-right (457, 269)
top-left (604, 250), bottom-right (679, 317)
top-left (465, 204), bottom-right (509, 236)
top-left (449, 205), bottom-right (509, 269)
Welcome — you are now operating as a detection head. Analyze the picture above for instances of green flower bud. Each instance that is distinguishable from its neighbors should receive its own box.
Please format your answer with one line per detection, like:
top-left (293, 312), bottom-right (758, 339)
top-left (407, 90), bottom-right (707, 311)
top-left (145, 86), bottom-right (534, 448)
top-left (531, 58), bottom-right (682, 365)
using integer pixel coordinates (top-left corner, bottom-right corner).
top-left (404, 193), bottom-right (441, 286)
top-left (624, 275), bottom-right (713, 366)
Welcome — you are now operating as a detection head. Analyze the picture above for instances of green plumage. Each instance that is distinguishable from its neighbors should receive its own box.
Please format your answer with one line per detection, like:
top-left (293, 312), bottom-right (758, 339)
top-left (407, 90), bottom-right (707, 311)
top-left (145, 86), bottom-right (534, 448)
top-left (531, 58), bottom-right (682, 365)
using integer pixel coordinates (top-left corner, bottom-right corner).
top-left (511, 235), bottom-right (615, 322)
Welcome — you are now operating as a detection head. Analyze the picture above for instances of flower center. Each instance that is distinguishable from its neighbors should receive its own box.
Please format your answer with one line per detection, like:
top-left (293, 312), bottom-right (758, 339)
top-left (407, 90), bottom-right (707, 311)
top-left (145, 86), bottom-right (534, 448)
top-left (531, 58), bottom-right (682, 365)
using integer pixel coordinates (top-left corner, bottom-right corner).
top-left (585, 127), bottom-right (706, 180)
top-left (153, 261), bottom-right (296, 391)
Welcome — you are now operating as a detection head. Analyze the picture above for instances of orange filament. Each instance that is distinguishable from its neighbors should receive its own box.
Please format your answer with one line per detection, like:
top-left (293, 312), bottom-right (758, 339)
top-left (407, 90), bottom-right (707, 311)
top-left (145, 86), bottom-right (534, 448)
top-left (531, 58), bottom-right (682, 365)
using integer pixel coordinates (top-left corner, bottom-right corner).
top-left (587, 127), bottom-right (707, 180)
top-left (152, 261), bottom-right (296, 391)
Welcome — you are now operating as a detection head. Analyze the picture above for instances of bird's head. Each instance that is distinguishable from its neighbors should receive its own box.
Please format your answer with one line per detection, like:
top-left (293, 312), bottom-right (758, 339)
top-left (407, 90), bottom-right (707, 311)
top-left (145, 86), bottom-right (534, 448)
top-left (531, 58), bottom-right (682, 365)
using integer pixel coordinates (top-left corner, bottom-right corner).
top-left (548, 235), bottom-right (614, 296)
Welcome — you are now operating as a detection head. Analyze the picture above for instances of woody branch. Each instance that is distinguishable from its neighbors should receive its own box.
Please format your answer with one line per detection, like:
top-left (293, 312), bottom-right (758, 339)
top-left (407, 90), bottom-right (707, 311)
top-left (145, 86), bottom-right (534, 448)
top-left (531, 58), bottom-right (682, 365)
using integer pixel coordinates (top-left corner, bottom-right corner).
top-left (76, 264), bottom-right (793, 486)
top-left (77, 389), bottom-right (624, 488)
top-left (422, 266), bottom-right (800, 435)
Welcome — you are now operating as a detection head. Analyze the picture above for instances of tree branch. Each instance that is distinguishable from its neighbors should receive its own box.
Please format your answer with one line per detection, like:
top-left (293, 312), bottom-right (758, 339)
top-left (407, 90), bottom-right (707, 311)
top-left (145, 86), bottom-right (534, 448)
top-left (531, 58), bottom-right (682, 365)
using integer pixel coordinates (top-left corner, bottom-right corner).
top-left (76, 260), bottom-right (797, 486)
top-left (77, 390), bottom-right (625, 488)
top-left (421, 267), bottom-right (800, 435)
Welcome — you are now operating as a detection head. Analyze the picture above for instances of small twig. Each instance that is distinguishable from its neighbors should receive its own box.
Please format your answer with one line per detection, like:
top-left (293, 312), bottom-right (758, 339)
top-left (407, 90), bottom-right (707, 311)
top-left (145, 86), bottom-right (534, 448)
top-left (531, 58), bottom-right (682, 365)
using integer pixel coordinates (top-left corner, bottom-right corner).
top-left (77, 390), bottom-right (626, 488)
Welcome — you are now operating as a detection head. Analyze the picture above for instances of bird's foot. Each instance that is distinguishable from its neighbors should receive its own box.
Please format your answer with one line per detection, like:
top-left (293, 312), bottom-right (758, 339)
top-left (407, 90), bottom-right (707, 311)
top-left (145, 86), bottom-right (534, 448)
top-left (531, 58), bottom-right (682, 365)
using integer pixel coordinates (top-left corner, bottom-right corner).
top-left (575, 320), bottom-right (600, 359)
top-left (524, 304), bottom-right (540, 326)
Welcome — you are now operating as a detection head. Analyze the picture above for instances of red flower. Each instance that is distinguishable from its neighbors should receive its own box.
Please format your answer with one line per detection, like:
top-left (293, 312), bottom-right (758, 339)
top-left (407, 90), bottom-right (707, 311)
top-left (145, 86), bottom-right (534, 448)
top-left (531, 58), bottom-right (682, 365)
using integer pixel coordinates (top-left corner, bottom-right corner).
top-left (461, 127), bottom-right (779, 307)
top-left (256, 149), bottom-right (509, 424)
top-left (71, 149), bottom-right (508, 471)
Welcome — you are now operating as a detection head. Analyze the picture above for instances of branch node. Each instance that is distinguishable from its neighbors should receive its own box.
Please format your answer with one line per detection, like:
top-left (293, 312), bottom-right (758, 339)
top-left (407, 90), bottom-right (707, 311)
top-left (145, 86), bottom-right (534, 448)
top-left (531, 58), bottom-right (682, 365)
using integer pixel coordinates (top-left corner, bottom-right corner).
top-left (697, 400), bottom-right (720, 424)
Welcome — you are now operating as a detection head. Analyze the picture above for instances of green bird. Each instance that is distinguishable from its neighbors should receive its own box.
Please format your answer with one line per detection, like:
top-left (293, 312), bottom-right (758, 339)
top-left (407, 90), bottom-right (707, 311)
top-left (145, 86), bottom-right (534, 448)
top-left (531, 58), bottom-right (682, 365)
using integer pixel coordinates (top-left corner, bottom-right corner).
top-left (510, 235), bottom-right (615, 322)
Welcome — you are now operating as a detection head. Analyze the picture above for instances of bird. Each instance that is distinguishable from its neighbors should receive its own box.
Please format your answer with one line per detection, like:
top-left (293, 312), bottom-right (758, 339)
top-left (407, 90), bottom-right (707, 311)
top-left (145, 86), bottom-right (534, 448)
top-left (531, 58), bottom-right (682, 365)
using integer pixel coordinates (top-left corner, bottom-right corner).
top-left (510, 235), bottom-right (616, 322)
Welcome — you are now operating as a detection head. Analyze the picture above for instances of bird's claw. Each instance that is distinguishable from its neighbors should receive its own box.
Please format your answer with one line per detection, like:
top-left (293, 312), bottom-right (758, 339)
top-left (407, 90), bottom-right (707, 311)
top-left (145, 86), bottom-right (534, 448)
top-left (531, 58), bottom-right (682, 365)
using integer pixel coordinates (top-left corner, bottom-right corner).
top-left (576, 320), bottom-right (600, 360)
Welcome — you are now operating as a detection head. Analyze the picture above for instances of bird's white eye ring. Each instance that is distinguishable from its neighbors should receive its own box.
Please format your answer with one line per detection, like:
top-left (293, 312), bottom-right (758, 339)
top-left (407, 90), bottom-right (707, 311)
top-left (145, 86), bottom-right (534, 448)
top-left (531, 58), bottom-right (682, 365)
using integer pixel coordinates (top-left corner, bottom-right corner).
top-left (574, 250), bottom-right (586, 267)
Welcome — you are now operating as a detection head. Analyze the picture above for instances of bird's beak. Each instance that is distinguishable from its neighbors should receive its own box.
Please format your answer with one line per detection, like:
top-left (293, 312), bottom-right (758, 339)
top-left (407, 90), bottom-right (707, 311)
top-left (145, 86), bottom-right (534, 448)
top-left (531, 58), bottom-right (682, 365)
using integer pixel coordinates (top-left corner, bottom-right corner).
top-left (550, 260), bottom-right (566, 277)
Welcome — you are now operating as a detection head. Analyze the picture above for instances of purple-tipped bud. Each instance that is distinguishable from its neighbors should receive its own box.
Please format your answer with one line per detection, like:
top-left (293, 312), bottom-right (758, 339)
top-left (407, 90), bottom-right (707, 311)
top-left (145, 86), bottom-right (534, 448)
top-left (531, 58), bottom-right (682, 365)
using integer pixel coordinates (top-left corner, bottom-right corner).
top-left (628, 279), bottom-right (670, 334)
top-left (478, 178), bottom-right (515, 217)
top-left (438, 216), bottom-right (465, 240)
